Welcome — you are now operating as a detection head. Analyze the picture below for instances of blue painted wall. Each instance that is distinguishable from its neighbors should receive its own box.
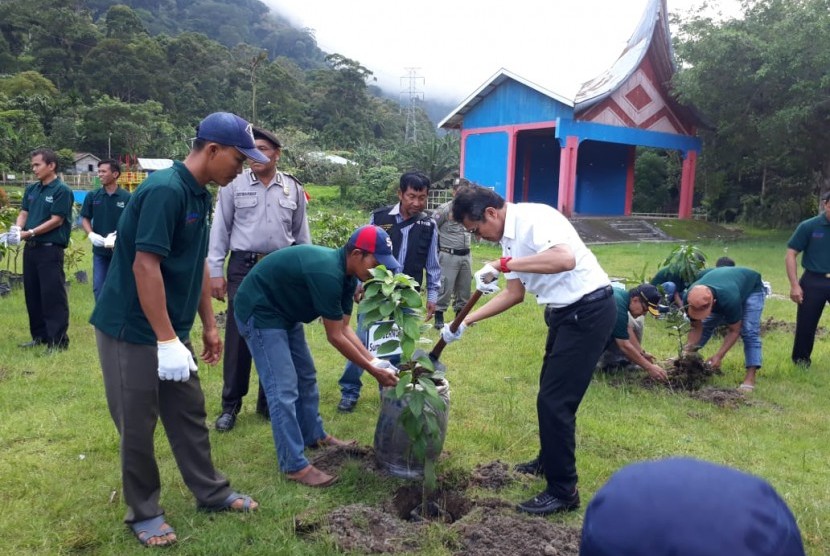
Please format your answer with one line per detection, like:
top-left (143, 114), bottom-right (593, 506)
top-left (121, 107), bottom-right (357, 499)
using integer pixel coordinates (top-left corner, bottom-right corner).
top-left (575, 141), bottom-right (628, 215)
top-left (465, 80), bottom-right (573, 128)
top-left (514, 131), bottom-right (560, 205)
top-left (464, 132), bottom-right (509, 195)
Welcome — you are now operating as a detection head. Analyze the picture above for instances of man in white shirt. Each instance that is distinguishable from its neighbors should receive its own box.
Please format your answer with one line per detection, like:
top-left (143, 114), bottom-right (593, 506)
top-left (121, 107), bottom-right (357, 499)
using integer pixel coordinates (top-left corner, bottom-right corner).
top-left (442, 185), bottom-right (615, 516)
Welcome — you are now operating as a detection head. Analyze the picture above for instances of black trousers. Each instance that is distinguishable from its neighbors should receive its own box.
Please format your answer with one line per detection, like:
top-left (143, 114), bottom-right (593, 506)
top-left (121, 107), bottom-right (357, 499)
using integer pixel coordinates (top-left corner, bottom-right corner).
top-left (221, 253), bottom-right (267, 415)
top-left (22, 243), bottom-right (69, 346)
top-left (540, 292), bottom-right (616, 498)
top-left (792, 271), bottom-right (830, 364)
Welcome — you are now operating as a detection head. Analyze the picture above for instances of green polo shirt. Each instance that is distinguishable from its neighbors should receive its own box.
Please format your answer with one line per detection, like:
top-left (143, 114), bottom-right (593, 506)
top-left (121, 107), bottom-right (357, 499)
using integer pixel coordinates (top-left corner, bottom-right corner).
top-left (685, 267), bottom-right (764, 324)
top-left (234, 245), bottom-right (356, 330)
top-left (650, 266), bottom-right (696, 294)
top-left (21, 177), bottom-right (74, 247)
top-left (80, 186), bottom-right (132, 258)
top-left (787, 213), bottom-right (830, 273)
top-left (90, 162), bottom-right (211, 344)
top-left (611, 288), bottom-right (632, 340)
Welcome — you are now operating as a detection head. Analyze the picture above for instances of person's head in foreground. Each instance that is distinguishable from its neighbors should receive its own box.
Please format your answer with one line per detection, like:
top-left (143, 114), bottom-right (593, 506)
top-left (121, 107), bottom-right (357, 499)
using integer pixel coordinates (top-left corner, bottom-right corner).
top-left (189, 112), bottom-right (269, 186)
top-left (685, 284), bottom-right (715, 321)
top-left (345, 225), bottom-right (400, 281)
top-left (628, 284), bottom-right (661, 317)
top-left (580, 457), bottom-right (805, 556)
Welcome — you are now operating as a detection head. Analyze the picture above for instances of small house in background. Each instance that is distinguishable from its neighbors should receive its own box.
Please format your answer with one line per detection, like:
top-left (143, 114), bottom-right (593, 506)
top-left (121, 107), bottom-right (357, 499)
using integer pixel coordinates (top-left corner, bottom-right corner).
top-left (73, 152), bottom-right (101, 174)
top-left (439, 0), bottom-right (703, 218)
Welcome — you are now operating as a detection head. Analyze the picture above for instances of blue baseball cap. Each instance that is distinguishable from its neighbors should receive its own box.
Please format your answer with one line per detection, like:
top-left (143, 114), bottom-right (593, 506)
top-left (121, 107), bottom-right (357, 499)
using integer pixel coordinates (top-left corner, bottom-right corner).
top-left (580, 457), bottom-right (805, 556)
top-left (195, 112), bottom-right (269, 164)
top-left (348, 225), bottom-right (400, 271)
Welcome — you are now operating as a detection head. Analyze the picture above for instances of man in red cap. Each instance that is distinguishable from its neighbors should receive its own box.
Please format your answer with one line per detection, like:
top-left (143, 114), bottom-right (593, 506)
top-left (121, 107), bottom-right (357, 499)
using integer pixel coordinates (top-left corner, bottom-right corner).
top-left (684, 266), bottom-right (765, 390)
top-left (233, 225), bottom-right (400, 487)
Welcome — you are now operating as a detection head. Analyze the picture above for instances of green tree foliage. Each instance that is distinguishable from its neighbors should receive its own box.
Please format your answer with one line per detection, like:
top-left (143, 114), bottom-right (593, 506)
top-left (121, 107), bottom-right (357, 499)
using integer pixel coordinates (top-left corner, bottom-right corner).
top-left (398, 133), bottom-right (460, 185)
top-left (633, 148), bottom-right (681, 213)
top-left (673, 0), bottom-right (830, 225)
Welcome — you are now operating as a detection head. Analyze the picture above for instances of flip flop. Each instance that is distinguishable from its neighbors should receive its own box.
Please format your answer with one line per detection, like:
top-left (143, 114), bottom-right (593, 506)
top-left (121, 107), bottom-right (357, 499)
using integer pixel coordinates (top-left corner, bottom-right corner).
top-left (129, 515), bottom-right (176, 547)
top-left (737, 384), bottom-right (755, 392)
top-left (197, 491), bottom-right (258, 513)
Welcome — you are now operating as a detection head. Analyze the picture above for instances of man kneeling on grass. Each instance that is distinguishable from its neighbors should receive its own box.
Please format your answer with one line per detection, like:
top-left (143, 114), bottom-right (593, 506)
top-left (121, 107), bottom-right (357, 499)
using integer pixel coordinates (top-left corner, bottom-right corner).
top-left (233, 225), bottom-right (400, 487)
top-left (597, 284), bottom-right (668, 382)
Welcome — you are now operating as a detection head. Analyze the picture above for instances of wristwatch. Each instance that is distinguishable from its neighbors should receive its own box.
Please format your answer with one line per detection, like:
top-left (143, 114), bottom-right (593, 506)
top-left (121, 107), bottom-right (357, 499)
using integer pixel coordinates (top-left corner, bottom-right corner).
top-left (27, 229), bottom-right (36, 239)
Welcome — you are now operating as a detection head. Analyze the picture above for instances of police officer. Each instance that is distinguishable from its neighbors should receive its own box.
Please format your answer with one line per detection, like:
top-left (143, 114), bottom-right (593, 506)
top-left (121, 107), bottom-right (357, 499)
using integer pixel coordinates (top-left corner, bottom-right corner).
top-left (786, 190), bottom-right (830, 367)
top-left (208, 126), bottom-right (311, 432)
top-left (12, 148), bottom-right (74, 353)
top-left (81, 159), bottom-right (131, 300)
top-left (432, 178), bottom-right (473, 330)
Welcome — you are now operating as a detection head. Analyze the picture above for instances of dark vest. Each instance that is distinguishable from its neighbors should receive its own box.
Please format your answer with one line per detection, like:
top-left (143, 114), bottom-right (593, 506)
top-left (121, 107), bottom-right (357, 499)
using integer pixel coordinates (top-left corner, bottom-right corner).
top-left (372, 206), bottom-right (435, 288)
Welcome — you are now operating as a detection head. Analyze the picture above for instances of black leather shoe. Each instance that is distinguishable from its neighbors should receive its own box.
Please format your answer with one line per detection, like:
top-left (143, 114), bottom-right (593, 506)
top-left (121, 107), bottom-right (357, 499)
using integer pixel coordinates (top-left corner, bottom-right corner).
top-left (433, 311), bottom-right (444, 330)
top-left (215, 412), bottom-right (236, 432)
top-left (337, 397), bottom-right (358, 413)
top-left (514, 457), bottom-right (545, 476)
top-left (19, 339), bottom-right (44, 348)
top-left (516, 490), bottom-right (580, 516)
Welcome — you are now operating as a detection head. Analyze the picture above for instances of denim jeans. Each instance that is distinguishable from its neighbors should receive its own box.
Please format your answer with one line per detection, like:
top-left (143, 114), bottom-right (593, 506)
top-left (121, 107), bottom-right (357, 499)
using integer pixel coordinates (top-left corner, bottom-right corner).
top-left (338, 312), bottom-right (401, 402)
top-left (697, 291), bottom-right (764, 368)
top-left (92, 254), bottom-right (112, 301)
top-left (661, 281), bottom-right (677, 304)
top-left (236, 315), bottom-right (326, 473)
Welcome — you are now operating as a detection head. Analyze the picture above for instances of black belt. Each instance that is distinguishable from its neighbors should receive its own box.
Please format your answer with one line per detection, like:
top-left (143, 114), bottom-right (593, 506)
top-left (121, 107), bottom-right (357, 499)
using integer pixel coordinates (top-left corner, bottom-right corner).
top-left (25, 242), bottom-right (60, 249)
top-left (550, 285), bottom-right (613, 313)
top-left (230, 250), bottom-right (266, 264)
top-left (805, 270), bottom-right (830, 279)
top-left (439, 247), bottom-right (470, 256)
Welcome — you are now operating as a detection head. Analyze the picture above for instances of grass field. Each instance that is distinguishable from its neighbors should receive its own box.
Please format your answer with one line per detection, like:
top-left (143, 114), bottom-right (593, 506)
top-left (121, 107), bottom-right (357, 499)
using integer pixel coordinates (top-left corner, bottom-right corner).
top-left (0, 219), bottom-right (828, 554)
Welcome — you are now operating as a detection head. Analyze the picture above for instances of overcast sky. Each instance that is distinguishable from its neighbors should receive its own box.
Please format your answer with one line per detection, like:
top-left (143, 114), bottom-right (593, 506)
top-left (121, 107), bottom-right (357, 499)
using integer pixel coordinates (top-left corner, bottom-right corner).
top-left (262, 0), bottom-right (743, 104)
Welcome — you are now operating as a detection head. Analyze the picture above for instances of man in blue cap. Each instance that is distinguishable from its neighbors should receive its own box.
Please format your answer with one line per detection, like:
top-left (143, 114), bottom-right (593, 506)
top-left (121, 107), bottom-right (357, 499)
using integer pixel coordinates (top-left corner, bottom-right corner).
top-left (580, 457), bottom-right (805, 555)
top-left (233, 225), bottom-right (400, 487)
top-left (90, 112), bottom-right (268, 547)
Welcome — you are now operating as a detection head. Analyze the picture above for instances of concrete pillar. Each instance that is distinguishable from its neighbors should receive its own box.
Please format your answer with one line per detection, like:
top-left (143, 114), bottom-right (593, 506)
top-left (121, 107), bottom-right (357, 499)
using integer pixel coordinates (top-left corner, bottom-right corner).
top-left (679, 150), bottom-right (698, 219)
top-left (558, 136), bottom-right (579, 216)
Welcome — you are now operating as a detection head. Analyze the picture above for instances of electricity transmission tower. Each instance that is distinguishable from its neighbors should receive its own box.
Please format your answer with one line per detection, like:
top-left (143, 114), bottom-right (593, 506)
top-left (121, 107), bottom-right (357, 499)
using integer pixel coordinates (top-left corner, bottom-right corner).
top-left (400, 67), bottom-right (425, 144)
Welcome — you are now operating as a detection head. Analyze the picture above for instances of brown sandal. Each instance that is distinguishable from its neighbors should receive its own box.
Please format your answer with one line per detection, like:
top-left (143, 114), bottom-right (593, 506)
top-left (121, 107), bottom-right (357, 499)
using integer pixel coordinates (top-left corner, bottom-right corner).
top-left (287, 464), bottom-right (337, 487)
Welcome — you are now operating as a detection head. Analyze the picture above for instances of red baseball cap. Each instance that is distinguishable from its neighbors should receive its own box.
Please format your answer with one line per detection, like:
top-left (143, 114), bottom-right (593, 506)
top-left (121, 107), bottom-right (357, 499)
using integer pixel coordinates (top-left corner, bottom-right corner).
top-left (348, 225), bottom-right (400, 271)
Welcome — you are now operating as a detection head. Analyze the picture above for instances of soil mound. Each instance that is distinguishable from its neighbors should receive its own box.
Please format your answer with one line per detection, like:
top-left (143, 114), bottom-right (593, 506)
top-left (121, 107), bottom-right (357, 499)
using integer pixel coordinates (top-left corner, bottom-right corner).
top-left (470, 460), bottom-right (515, 490)
top-left (323, 504), bottom-right (420, 554)
top-left (690, 387), bottom-right (752, 408)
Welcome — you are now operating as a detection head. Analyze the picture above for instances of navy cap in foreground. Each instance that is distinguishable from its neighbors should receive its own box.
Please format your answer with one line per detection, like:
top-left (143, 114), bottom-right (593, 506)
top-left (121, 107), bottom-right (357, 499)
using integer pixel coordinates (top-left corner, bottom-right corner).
top-left (196, 112), bottom-right (269, 164)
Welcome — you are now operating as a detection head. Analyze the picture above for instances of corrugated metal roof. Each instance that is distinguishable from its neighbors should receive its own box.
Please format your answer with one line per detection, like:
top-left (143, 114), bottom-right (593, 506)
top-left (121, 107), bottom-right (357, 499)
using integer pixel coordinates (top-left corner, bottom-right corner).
top-left (438, 68), bottom-right (573, 130)
top-left (574, 0), bottom-right (668, 110)
top-left (137, 158), bottom-right (174, 171)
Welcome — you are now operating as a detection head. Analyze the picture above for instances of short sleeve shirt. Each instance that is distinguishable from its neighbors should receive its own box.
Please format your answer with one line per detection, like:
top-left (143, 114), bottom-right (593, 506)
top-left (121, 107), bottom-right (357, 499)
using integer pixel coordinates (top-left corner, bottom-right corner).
top-left (80, 187), bottom-right (131, 257)
top-left (650, 267), bottom-right (692, 293)
top-left (90, 162), bottom-right (212, 344)
top-left (500, 203), bottom-right (610, 307)
top-left (787, 213), bottom-right (830, 273)
top-left (685, 267), bottom-right (764, 324)
top-left (611, 288), bottom-right (631, 340)
top-left (233, 245), bottom-right (356, 329)
top-left (21, 178), bottom-right (74, 246)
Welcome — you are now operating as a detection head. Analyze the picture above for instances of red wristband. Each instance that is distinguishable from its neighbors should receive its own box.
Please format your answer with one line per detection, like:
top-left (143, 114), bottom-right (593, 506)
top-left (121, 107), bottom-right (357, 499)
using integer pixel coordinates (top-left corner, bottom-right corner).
top-left (499, 257), bottom-right (512, 273)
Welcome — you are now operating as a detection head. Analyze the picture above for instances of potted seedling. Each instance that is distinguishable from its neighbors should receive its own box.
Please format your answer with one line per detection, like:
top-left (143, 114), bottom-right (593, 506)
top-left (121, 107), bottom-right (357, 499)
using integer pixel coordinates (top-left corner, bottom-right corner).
top-left (63, 240), bottom-right (87, 285)
top-left (361, 266), bottom-right (450, 516)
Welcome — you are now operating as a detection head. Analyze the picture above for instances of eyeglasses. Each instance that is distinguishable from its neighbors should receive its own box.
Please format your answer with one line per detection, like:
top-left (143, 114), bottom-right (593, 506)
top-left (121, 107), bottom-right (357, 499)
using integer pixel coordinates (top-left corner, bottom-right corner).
top-left (466, 224), bottom-right (479, 235)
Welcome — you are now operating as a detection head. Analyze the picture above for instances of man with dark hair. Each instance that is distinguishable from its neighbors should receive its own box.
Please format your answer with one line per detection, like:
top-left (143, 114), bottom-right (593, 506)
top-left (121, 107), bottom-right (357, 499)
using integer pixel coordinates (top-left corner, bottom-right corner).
top-left (90, 112), bottom-right (265, 548)
top-left (598, 284), bottom-right (668, 381)
top-left (81, 159), bottom-right (131, 300)
top-left (10, 148), bottom-right (74, 353)
top-left (336, 171), bottom-right (440, 412)
top-left (650, 252), bottom-right (706, 308)
top-left (432, 178), bottom-right (473, 330)
top-left (441, 185), bottom-right (615, 516)
top-left (234, 225), bottom-right (400, 487)
top-left (716, 256), bottom-right (736, 267)
top-left (209, 126), bottom-right (310, 432)
top-left (786, 190), bottom-right (830, 367)
top-left (684, 266), bottom-right (765, 390)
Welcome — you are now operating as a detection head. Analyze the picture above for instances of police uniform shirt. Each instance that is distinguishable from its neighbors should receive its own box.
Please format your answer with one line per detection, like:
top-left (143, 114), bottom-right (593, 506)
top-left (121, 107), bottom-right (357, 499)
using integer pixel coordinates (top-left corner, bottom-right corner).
top-left (500, 203), bottom-right (610, 307)
top-left (207, 168), bottom-right (310, 278)
top-left (434, 200), bottom-right (470, 251)
top-left (21, 177), bottom-right (74, 246)
top-left (233, 244), bottom-right (356, 330)
top-left (787, 212), bottom-right (830, 273)
top-left (80, 186), bottom-right (131, 258)
top-left (90, 162), bottom-right (212, 344)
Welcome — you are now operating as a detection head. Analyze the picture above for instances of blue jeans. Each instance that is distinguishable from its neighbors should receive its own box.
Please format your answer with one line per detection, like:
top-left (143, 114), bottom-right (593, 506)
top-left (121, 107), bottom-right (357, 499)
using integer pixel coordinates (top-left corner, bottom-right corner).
top-left (697, 291), bottom-right (764, 368)
top-left (661, 281), bottom-right (677, 304)
top-left (92, 254), bottom-right (112, 301)
top-left (338, 312), bottom-right (400, 402)
top-left (236, 315), bottom-right (326, 473)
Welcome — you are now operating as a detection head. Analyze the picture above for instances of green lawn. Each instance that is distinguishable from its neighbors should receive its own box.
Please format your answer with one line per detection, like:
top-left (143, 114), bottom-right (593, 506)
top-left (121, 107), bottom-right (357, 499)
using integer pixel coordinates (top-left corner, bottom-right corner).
top-left (0, 227), bottom-right (828, 554)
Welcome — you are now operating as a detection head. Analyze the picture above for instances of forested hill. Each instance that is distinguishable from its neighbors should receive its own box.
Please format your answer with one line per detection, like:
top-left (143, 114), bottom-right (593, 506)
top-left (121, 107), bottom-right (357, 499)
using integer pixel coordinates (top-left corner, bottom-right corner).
top-left (81, 0), bottom-right (327, 69)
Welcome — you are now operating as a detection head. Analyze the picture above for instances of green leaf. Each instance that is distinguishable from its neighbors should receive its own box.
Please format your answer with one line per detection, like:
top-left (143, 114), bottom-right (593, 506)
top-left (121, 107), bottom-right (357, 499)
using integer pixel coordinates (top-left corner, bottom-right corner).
top-left (364, 282), bottom-right (381, 298)
top-left (357, 296), bottom-right (383, 314)
top-left (372, 321), bottom-right (394, 340)
top-left (409, 395), bottom-right (424, 418)
top-left (418, 377), bottom-right (440, 399)
top-left (415, 355), bottom-right (434, 372)
top-left (376, 341), bottom-right (401, 356)
top-left (401, 336), bottom-right (415, 362)
top-left (394, 373), bottom-right (411, 397)
top-left (379, 300), bottom-right (395, 318)
top-left (400, 288), bottom-right (423, 308)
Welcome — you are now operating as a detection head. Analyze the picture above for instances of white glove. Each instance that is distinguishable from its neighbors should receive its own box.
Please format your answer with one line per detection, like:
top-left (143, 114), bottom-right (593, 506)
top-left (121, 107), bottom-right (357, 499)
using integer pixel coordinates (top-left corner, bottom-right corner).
top-left (0, 233), bottom-right (8, 247)
top-left (7, 226), bottom-right (21, 246)
top-left (104, 232), bottom-right (117, 249)
top-left (87, 232), bottom-right (105, 248)
top-left (370, 357), bottom-right (400, 375)
top-left (474, 263), bottom-right (500, 294)
top-left (157, 338), bottom-right (198, 382)
top-left (441, 322), bottom-right (466, 344)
